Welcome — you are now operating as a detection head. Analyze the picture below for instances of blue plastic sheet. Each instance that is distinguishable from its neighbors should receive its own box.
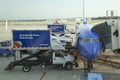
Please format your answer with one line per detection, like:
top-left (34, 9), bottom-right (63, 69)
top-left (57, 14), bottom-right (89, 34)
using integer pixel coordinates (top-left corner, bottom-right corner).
top-left (88, 73), bottom-right (103, 80)
top-left (0, 48), bottom-right (13, 54)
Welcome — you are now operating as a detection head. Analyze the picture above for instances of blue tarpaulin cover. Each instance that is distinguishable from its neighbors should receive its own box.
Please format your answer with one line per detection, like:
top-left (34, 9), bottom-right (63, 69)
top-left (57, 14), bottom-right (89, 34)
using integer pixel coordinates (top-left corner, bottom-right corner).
top-left (88, 73), bottom-right (103, 80)
top-left (0, 48), bottom-right (13, 54)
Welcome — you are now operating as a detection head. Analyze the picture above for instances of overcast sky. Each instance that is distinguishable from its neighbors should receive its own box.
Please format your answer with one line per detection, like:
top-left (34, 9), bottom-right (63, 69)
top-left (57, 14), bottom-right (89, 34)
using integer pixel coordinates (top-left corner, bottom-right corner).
top-left (0, 0), bottom-right (120, 20)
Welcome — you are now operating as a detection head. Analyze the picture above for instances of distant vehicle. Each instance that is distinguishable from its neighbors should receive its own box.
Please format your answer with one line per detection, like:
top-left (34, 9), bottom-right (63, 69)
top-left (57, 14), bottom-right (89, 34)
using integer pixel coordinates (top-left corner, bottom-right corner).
top-left (0, 40), bottom-right (13, 56)
top-left (48, 20), bottom-right (75, 37)
top-left (48, 24), bottom-right (65, 35)
top-left (0, 40), bottom-right (11, 47)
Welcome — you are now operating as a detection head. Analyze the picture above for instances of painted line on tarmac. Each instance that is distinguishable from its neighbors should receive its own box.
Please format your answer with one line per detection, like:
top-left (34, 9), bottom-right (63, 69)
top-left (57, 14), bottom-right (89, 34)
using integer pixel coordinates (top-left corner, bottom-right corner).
top-left (40, 71), bottom-right (46, 80)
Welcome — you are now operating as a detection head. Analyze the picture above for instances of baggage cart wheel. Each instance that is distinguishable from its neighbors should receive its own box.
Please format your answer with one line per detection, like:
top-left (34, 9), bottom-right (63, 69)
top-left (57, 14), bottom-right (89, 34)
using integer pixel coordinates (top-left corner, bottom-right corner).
top-left (22, 65), bottom-right (31, 72)
top-left (65, 63), bottom-right (73, 70)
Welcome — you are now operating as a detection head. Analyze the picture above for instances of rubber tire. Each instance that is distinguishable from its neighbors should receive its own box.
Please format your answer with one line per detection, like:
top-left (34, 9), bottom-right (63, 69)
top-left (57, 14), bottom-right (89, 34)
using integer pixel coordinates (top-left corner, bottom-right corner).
top-left (22, 65), bottom-right (31, 72)
top-left (75, 63), bottom-right (79, 67)
top-left (66, 63), bottom-right (73, 70)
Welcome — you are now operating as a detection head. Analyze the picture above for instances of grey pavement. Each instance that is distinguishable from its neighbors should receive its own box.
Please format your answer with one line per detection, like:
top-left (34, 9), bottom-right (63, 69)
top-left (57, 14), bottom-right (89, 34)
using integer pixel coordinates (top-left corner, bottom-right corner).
top-left (0, 56), bottom-right (120, 80)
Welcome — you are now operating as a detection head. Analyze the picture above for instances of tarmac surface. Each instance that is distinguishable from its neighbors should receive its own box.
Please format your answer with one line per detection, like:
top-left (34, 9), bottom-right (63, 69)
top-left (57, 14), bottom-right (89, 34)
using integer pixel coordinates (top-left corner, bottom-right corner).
top-left (0, 54), bottom-right (120, 80)
top-left (0, 55), bottom-right (81, 80)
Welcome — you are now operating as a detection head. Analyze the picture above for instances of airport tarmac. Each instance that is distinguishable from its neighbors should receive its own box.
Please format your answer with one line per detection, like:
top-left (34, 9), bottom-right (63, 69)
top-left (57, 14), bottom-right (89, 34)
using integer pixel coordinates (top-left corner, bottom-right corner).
top-left (0, 56), bottom-right (82, 80)
top-left (0, 53), bottom-right (120, 80)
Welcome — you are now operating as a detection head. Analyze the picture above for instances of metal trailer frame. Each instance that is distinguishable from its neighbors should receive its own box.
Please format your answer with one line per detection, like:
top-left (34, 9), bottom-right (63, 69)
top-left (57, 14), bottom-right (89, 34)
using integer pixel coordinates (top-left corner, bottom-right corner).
top-left (5, 50), bottom-right (51, 72)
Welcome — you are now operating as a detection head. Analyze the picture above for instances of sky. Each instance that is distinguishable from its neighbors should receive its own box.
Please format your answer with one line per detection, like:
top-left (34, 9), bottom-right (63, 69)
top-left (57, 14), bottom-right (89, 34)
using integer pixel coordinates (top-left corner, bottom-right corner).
top-left (0, 0), bottom-right (120, 20)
